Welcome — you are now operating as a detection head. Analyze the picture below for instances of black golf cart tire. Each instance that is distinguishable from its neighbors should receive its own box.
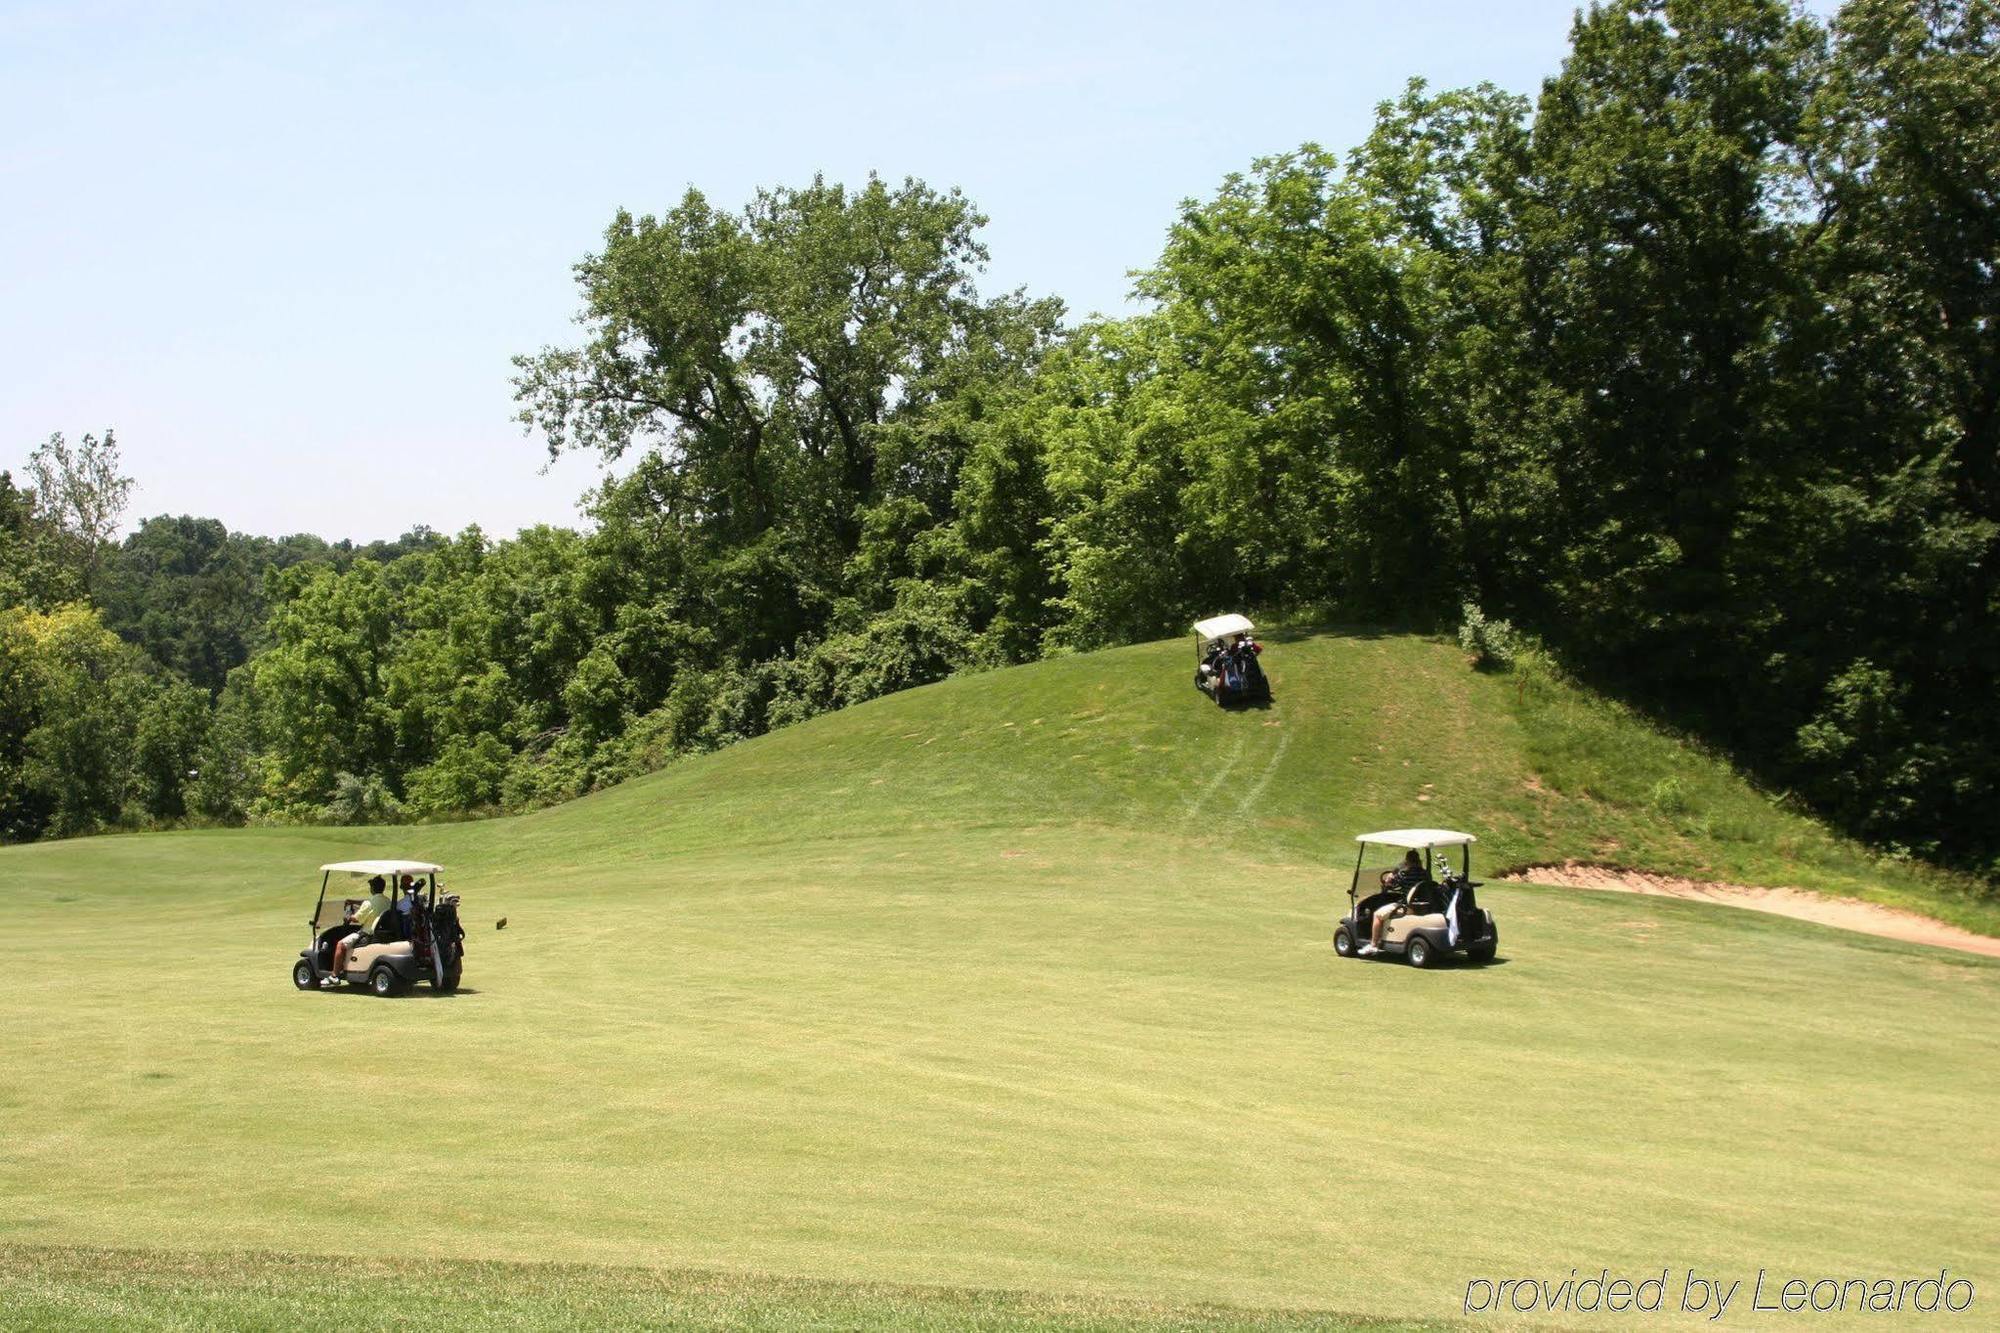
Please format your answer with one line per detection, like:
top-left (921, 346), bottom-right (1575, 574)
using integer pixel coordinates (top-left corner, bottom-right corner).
top-left (435, 965), bottom-right (461, 994)
top-left (292, 959), bottom-right (315, 991)
top-left (368, 965), bottom-right (399, 997)
top-left (1406, 936), bottom-right (1435, 968)
top-left (1468, 922), bottom-right (1498, 963)
top-left (1333, 926), bottom-right (1357, 958)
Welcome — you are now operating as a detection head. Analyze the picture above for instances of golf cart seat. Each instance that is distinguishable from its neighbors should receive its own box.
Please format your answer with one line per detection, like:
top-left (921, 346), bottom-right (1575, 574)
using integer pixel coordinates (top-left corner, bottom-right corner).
top-left (1382, 912), bottom-right (1447, 945)
top-left (349, 939), bottom-right (414, 972)
top-left (1357, 886), bottom-right (1447, 945)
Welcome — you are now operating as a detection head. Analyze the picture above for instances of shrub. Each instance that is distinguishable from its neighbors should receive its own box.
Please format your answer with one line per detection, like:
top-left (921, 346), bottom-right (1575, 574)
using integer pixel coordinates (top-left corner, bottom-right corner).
top-left (1457, 601), bottom-right (1519, 671)
top-left (406, 733), bottom-right (510, 817)
top-left (321, 771), bottom-right (404, 826)
top-left (768, 586), bottom-right (979, 727)
top-left (1650, 775), bottom-right (1691, 816)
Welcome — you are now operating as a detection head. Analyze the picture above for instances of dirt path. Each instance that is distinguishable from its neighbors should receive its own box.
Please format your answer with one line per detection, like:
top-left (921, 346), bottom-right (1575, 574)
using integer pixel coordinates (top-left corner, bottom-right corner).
top-left (1500, 861), bottom-right (2000, 959)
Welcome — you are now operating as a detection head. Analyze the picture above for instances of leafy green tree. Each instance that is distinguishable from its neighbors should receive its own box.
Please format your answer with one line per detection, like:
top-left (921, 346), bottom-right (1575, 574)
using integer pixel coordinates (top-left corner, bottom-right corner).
top-left (1816, 0), bottom-right (1999, 523)
top-left (250, 562), bottom-right (395, 810)
top-left (1519, 0), bottom-right (1821, 673)
top-left (377, 529), bottom-right (512, 770)
top-left (1026, 318), bottom-right (1224, 646)
top-left (131, 677), bottom-right (210, 821)
top-left (4, 43), bottom-right (1984, 875)
top-left (1747, 0), bottom-right (2000, 860)
top-left (517, 177), bottom-right (981, 539)
top-left (514, 176), bottom-right (1056, 646)
top-left (943, 400), bottom-right (1062, 662)
top-left (0, 606), bottom-right (37, 837)
top-left (1348, 81), bottom-right (1546, 608)
top-left (1051, 79), bottom-right (1542, 639)
top-left (23, 431), bottom-right (133, 594)
top-left (406, 733), bottom-right (511, 817)
top-left (0, 470), bottom-right (82, 609)
top-left (99, 516), bottom-right (267, 691)
top-left (563, 645), bottom-right (632, 744)
top-left (188, 670), bottom-right (264, 824)
top-left (0, 604), bottom-right (149, 839)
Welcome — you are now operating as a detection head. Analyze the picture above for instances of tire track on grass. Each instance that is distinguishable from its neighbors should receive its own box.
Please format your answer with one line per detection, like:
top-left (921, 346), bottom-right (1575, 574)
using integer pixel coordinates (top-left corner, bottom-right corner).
top-left (1234, 729), bottom-right (1292, 818)
top-left (1182, 736), bottom-right (1247, 824)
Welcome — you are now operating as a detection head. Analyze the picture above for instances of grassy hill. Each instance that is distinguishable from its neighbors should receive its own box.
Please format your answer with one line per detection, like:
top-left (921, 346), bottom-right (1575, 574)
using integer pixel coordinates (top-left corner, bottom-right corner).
top-left (2, 630), bottom-right (1995, 1329)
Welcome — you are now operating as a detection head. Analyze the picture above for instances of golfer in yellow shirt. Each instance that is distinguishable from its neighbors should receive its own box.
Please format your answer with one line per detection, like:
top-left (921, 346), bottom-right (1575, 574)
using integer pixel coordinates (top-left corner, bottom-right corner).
top-left (326, 876), bottom-right (391, 987)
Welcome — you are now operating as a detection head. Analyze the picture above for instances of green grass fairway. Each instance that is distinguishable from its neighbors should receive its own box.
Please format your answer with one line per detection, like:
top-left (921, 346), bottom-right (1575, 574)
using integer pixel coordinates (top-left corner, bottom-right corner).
top-left (3, 631), bottom-right (1996, 1328)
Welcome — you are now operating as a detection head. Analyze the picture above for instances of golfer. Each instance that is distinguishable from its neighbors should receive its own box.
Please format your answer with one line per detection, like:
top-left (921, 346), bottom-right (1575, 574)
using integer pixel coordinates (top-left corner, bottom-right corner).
top-left (1360, 850), bottom-right (1427, 956)
top-left (326, 875), bottom-right (392, 986)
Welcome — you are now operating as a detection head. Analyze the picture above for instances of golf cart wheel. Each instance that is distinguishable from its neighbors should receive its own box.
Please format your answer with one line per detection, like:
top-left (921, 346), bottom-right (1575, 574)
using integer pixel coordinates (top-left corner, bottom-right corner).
top-left (368, 965), bottom-right (399, 998)
top-left (1333, 926), bottom-right (1357, 959)
top-left (435, 965), bottom-right (461, 994)
top-left (292, 959), bottom-right (316, 991)
top-left (1468, 922), bottom-right (1498, 964)
top-left (1406, 936), bottom-right (1435, 969)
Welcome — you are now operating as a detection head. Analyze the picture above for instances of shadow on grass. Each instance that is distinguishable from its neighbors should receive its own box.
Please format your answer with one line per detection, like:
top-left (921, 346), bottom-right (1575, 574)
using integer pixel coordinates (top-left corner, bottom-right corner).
top-left (1349, 955), bottom-right (1510, 972)
top-left (1218, 695), bottom-right (1276, 712)
top-left (315, 985), bottom-right (482, 999)
top-left (1253, 622), bottom-right (1403, 645)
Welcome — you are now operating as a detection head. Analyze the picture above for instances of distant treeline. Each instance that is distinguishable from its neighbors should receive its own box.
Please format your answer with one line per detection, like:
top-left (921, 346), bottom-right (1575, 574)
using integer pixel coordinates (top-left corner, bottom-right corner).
top-left (3, 0), bottom-right (1994, 876)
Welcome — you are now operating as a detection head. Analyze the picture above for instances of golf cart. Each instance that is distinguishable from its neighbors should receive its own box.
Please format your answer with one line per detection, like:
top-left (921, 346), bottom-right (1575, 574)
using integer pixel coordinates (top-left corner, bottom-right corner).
top-left (1333, 829), bottom-right (1498, 967)
top-left (1193, 613), bottom-right (1271, 706)
top-left (293, 860), bottom-right (465, 996)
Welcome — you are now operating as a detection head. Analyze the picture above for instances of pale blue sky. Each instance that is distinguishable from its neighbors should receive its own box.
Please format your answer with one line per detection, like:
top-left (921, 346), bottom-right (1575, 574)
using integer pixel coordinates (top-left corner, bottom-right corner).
top-left (1, 1), bottom-right (1796, 541)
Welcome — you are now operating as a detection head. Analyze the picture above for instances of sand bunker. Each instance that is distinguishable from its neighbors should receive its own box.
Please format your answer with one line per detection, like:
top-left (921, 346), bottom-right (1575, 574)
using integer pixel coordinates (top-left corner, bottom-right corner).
top-left (1500, 861), bottom-right (2000, 959)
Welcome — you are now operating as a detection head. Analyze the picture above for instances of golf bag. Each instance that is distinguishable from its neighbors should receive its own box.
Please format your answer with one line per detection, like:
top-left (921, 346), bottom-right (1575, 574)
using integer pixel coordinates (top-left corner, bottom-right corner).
top-left (1200, 639), bottom-right (1270, 705)
top-left (428, 893), bottom-right (465, 991)
top-left (1221, 644), bottom-right (1269, 703)
top-left (1446, 881), bottom-right (1481, 947)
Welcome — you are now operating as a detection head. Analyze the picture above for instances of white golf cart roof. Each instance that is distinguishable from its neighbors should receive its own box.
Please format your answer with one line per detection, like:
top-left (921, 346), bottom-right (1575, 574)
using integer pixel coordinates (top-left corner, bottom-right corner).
top-left (1354, 829), bottom-right (1477, 849)
top-left (1193, 613), bottom-right (1255, 643)
top-left (319, 860), bottom-right (442, 876)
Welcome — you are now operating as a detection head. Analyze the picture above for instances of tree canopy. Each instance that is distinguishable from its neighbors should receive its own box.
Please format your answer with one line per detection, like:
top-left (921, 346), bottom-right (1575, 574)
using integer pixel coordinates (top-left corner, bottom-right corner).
top-left (4, 0), bottom-right (1995, 879)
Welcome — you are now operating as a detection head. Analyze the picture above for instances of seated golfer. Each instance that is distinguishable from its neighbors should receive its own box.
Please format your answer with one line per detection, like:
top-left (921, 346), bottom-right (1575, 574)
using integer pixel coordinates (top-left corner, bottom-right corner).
top-left (380, 874), bottom-right (421, 941)
top-left (326, 876), bottom-right (392, 986)
top-left (1360, 851), bottom-right (1428, 956)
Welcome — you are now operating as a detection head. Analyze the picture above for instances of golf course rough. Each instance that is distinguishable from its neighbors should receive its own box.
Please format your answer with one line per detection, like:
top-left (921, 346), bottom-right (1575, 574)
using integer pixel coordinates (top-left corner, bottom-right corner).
top-left (1, 630), bottom-right (1993, 1329)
